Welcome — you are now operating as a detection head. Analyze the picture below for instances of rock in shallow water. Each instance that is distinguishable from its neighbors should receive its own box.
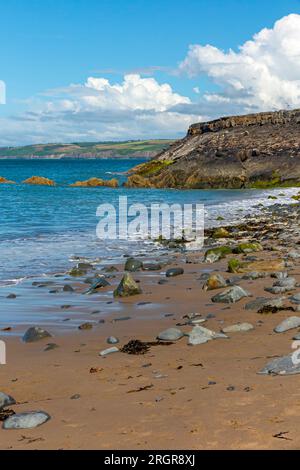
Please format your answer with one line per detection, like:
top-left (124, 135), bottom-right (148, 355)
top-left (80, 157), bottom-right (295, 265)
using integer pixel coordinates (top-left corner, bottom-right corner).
top-left (84, 277), bottom-right (110, 294)
top-left (23, 327), bottom-right (52, 343)
top-left (274, 316), bottom-right (300, 333)
top-left (211, 285), bottom-right (250, 304)
top-left (3, 411), bottom-right (51, 429)
top-left (166, 268), bottom-right (184, 278)
top-left (0, 392), bottom-right (16, 411)
top-left (113, 273), bottom-right (142, 297)
top-left (157, 328), bottom-right (183, 341)
top-left (124, 258), bottom-right (143, 272)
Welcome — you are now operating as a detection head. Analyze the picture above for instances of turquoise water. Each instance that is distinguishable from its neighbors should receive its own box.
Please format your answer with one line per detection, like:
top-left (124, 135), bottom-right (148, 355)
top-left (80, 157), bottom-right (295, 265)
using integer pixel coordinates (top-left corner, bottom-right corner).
top-left (0, 158), bottom-right (298, 283)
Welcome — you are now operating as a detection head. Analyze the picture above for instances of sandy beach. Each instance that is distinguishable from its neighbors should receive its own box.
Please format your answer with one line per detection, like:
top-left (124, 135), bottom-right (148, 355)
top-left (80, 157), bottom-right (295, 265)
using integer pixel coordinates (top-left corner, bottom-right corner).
top-left (1, 203), bottom-right (300, 450)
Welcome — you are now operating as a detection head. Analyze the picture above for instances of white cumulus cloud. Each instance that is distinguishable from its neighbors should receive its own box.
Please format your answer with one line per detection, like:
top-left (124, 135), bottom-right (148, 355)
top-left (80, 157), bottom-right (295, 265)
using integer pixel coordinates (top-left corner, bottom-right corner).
top-left (179, 13), bottom-right (300, 112)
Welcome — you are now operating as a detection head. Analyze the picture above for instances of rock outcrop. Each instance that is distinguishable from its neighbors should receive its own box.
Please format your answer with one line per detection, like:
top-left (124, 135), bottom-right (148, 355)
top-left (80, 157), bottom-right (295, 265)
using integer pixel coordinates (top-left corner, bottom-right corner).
top-left (70, 177), bottom-right (119, 188)
top-left (23, 176), bottom-right (56, 186)
top-left (126, 109), bottom-right (300, 189)
top-left (0, 177), bottom-right (15, 184)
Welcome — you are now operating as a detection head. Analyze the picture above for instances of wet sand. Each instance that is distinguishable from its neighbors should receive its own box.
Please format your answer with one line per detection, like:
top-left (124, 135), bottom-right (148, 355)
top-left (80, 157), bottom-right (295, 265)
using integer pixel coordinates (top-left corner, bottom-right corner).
top-left (2, 205), bottom-right (300, 449)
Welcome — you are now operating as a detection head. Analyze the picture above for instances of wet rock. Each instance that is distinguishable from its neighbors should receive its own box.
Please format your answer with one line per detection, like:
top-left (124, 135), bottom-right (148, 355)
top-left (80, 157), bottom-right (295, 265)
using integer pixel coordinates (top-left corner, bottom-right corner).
top-left (23, 327), bottom-right (52, 343)
top-left (187, 325), bottom-right (227, 345)
top-left (287, 251), bottom-right (300, 259)
top-left (274, 316), bottom-right (300, 333)
top-left (265, 277), bottom-right (296, 294)
top-left (69, 266), bottom-right (88, 277)
top-left (222, 323), bottom-right (254, 333)
top-left (233, 242), bottom-right (263, 254)
top-left (78, 323), bottom-right (93, 330)
top-left (143, 262), bottom-right (162, 271)
top-left (6, 293), bottom-right (16, 299)
top-left (212, 285), bottom-right (250, 304)
top-left (0, 392), bottom-right (16, 411)
top-left (84, 277), bottom-right (110, 294)
top-left (157, 328), bottom-right (183, 341)
top-left (242, 272), bottom-right (267, 280)
top-left (107, 336), bottom-right (119, 344)
top-left (63, 284), bottom-right (74, 292)
top-left (44, 343), bottom-right (59, 352)
top-left (99, 347), bottom-right (119, 356)
top-left (212, 227), bottom-right (230, 239)
top-left (113, 273), bottom-right (142, 297)
top-left (204, 246), bottom-right (232, 263)
top-left (104, 265), bottom-right (119, 273)
top-left (203, 273), bottom-right (227, 291)
top-left (124, 258), bottom-right (143, 272)
top-left (166, 267), bottom-right (184, 277)
top-left (271, 272), bottom-right (288, 279)
top-left (258, 354), bottom-right (300, 375)
top-left (3, 411), bottom-right (51, 429)
top-left (0, 176), bottom-right (15, 184)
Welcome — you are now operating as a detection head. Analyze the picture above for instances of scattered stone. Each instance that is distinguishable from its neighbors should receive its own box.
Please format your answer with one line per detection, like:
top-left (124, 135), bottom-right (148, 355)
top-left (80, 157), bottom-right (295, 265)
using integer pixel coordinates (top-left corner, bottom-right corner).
top-left (242, 272), bottom-right (267, 280)
top-left (3, 411), bottom-right (51, 429)
top-left (44, 343), bottom-right (59, 351)
top-left (107, 336), bottom-right (119, 344)
top-left (212, 227), bottom-right (230, 238)
top-left (245, 297), bottom-right (284, 311)
top-left (63, 284), bottom-right (74, 292)
top-left (124, 258), bottom-right (143, 272)
top-left (204, 246), bottom-right (232, 263)
top-left (23, 327), bottom-right (52, 343)
top-left (6, 293), bottom-right (16, 299)
top-left (188, 325), bottom-right (227, 345)
top-left (78, 323), bottom-right (93, 330)
top-left (203, 273), bottom-right (227, 291)
top-left (70, 394), bottom-right (81, 400)
top-left (274, 317), bottom-right (300, 333)
top-left (143, 262), bottom-right (162, 271)
top-left (222, 323), bottom-right (254, 333)
top-left (290, 293), bottom-right (300, 304)
top-left (0, 392), bottom-right (16, 411)
top-left (211, 285), bottom-right (250, 304)
top-left (113, 273), bottom-right (142, 297)
top-left (84, 277), bottom-right (110, 294)
top-left (233, 242), bottom-right (263, 254)
top-left (287, 251), bottom-right (300, 259)
top-left (157, 328), bottom-right (183, 341)
top-left (166, 267), bottom-right (184, 277)
top-left (99, 347), bottom-right (119, 357)
top-left (258, 354), bottom-right (300, 375)
top-left (112, 316), bottom-right (131, 322)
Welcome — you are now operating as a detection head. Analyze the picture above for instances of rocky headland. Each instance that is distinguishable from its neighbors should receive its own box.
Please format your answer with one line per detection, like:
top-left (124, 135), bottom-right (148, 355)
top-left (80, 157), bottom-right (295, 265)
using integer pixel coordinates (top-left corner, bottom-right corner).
top-left (126, 108), bottom-right (300, 189)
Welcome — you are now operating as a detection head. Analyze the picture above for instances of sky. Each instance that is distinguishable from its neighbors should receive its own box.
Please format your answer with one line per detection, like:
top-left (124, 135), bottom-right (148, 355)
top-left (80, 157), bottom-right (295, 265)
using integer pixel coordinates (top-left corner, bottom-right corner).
top-left (1, 0), bottom-right (300, 145)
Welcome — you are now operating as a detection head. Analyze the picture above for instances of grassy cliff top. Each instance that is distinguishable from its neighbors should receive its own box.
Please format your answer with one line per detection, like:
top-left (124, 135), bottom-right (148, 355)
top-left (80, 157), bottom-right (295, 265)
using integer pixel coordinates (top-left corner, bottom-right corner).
top-left (0, 139), bottom-right (175, 158)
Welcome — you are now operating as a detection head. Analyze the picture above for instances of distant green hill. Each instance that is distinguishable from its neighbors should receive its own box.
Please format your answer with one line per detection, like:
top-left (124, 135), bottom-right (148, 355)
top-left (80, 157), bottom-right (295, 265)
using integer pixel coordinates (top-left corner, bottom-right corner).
top-left (0, 139), bottom-right (175, 159)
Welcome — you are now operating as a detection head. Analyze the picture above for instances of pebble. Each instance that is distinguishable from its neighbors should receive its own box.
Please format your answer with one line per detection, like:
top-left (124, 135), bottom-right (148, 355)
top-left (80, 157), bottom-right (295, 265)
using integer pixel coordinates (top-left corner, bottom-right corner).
top-left (211, 285), bottom-right (250, 304)
top-left (107, 336), bottom-right (119, 344)
top-left (99, 347), bottom-right (119, 356)
top-left (166, 268), bottom-right (184, 278)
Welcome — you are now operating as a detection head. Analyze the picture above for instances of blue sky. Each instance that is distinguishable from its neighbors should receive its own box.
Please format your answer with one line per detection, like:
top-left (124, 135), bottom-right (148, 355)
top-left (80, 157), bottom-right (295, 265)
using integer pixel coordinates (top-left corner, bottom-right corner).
top-left (1, 0), bottom-right (300, 145)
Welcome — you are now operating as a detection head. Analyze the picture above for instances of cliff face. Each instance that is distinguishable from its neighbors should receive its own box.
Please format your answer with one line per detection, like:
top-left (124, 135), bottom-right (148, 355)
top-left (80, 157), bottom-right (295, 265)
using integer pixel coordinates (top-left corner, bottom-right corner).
top-left (126, 109), bottom-right (300, 189)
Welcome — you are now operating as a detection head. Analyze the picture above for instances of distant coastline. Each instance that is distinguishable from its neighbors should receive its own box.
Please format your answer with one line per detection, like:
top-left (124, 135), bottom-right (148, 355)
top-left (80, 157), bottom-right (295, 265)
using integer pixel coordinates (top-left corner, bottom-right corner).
top-left (0, 139), bottom-right (174, 160)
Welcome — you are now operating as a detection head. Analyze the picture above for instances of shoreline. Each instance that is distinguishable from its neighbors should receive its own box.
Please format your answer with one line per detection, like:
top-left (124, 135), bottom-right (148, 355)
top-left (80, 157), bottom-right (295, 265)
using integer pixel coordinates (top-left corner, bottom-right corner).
top-left (1, 201), bottom-right (300, 448)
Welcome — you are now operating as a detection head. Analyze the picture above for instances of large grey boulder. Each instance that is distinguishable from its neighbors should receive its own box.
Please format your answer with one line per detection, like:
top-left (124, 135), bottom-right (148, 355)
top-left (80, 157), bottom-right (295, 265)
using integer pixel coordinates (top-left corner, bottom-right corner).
top-left (212, 285), bottom-right (250, 304)
top-left (187, 325), bottom-right (227, 345)
top-left (245, 297), bottom-right (284, 311)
